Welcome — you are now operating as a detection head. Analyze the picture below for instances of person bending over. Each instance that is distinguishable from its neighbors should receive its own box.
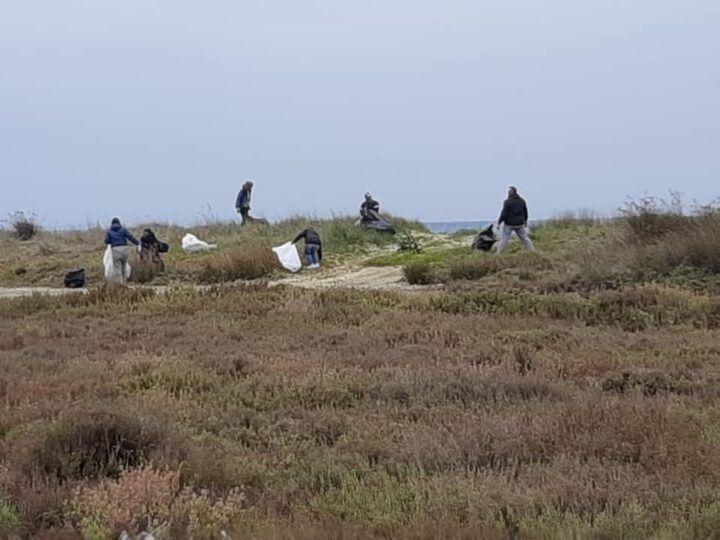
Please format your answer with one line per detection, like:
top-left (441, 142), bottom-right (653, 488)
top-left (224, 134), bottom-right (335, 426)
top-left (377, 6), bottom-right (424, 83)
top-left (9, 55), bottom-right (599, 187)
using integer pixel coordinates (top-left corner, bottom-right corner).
top-left (292, 227), bottom-right (323, 269)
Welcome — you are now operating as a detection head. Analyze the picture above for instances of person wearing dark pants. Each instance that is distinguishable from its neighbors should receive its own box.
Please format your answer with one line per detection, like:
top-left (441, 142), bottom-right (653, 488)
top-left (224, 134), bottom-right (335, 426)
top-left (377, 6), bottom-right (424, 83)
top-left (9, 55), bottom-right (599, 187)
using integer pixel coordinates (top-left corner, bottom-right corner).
top-left (235, 180), bottom-right (255, 225)
top-left (292, 228), bottom-right (323, 269)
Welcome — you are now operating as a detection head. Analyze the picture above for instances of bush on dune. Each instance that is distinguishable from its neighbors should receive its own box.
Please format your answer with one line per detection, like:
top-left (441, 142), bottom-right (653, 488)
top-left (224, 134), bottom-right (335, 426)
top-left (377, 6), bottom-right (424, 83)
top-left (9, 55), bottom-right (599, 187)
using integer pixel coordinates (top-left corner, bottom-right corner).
top-left (197, 244), bottom-right (278, 283)
top-left (4, 211), bottom-right (41, 241)
top-left (621, 195), bottom-right (720, 274)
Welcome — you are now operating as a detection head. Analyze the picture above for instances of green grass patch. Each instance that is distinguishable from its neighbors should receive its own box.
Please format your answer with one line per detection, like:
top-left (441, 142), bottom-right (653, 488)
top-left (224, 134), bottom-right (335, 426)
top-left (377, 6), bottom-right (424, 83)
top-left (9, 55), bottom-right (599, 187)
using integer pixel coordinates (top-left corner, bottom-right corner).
top-left (366, 246), bottom-right (469, 267)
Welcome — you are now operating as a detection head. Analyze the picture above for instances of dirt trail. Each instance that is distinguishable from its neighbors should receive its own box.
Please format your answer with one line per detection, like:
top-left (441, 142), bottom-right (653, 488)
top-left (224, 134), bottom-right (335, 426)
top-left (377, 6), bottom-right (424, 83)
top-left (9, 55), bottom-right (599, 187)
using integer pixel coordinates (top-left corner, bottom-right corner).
top-left (0, 265), bottom-right (414, 299)
top-left (271, 265), bottom-right (411, 290)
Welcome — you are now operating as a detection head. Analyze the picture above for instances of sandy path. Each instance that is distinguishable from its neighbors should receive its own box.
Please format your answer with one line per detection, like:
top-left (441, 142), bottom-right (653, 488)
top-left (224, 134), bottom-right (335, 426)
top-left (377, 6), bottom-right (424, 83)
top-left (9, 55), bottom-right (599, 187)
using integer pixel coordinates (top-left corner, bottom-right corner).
top-left (0, 265), bottom-right (414, 299)
top-left (271, 265), bottom-right (411, 290)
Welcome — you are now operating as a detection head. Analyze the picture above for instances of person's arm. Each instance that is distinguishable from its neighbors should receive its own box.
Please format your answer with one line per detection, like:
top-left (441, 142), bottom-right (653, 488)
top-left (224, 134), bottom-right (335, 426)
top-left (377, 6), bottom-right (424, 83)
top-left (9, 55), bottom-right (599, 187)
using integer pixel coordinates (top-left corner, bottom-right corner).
top-left (292, 230), bottom-right (307, 244)
top-left (522, 200), bottom-right (529, 225)
top-left (125, 228), bottom-right (140, 246)
top-left (104, 230), bottom-right (111, 245)
top-left (498, 201), bottom-right (508, 225)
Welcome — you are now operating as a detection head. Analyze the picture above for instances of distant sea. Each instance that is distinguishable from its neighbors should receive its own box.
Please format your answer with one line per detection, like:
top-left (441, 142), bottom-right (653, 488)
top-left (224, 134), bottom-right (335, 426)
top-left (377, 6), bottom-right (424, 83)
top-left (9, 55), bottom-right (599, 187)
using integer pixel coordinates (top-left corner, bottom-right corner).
top-left (424, 221), bottom-right (490, 234)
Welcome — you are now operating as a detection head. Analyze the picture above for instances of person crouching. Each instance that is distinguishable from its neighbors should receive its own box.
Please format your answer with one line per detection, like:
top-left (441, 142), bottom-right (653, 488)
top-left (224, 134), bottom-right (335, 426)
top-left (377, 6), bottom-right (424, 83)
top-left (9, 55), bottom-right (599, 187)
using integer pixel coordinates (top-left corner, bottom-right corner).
top-left (292, 227), bottom-right (322, 269)
top-left (104, 217), bottom-right (140, 283)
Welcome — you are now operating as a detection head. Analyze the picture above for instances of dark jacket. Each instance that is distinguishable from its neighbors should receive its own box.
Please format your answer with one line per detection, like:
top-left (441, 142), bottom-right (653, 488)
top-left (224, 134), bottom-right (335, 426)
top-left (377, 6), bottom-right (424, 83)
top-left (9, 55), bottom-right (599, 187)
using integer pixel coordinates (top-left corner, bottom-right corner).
top-left (498, 195), bottom-right (529, 227)
top-left (236, 188), bottom-right (251, 210)
top-left (105, 223), bottom-right (139, 247)
top-left (293, 228), bottom-right (323, 261)
top-left (293, 228), bottom-right (322, 246)
top-left (360, 198), bottom-right (380, 217)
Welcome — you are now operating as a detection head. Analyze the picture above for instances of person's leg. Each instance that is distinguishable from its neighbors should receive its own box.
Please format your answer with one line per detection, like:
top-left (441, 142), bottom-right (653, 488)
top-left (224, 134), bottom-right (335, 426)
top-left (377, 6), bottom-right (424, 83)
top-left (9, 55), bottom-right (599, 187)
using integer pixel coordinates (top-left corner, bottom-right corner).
top-left (497, 225), bottom-right (512, 253)
top-left (304, 245), bottom-right (314, 266)
top-left (111, 246), bottom-right (129, 283)
top-left (119, 246), bottom-right (131, 283)
top-left (516, 226), bottom-right (535, 251)
top-left (240, 208), bottom-right (249, 225)
top-left (310, 245), bottom-right (320, 267)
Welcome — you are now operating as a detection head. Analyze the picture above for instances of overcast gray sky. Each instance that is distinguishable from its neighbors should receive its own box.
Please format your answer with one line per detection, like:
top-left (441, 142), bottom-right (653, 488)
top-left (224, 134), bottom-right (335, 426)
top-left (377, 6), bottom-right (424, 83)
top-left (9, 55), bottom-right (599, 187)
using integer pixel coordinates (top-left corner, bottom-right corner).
top-left (1, 0), bottom-right (718, 228)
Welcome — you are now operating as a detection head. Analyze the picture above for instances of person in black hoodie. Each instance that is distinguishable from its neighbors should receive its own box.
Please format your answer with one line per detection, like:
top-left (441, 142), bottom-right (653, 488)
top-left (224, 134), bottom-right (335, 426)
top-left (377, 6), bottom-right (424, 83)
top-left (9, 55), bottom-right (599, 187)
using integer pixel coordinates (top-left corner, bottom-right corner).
top-left (497, 186), bottom-right (535, 253)
top-left (292, 227), bottom-right (323, 269)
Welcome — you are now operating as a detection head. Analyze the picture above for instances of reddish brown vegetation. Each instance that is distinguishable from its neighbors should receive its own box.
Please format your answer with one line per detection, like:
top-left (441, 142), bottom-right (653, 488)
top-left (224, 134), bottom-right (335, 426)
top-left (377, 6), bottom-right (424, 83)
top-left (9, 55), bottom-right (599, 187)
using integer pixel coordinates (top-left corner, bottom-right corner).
top-left (1, 283), bottom-right (720, 537)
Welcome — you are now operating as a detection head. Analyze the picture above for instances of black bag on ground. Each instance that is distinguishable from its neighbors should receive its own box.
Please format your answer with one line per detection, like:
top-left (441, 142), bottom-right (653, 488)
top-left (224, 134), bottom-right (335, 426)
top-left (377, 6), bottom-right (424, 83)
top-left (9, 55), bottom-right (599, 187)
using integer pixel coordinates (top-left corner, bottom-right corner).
top-left (472, 224), bottom-right (497, 252)
top-left (64, 268), bottom-right (86, 288)
top-left (362, 208), bottom-right (397, 235)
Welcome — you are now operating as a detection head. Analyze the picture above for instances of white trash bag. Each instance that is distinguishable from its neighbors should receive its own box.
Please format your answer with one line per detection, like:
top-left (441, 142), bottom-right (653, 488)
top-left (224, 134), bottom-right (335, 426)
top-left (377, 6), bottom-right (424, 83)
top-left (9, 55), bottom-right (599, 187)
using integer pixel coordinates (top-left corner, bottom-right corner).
top-left (103, 245), bottom-right (131, 282)
top-left (182, 233), bottom-right (217, 253)
top-left (272, 242), bottom-right (302, 273)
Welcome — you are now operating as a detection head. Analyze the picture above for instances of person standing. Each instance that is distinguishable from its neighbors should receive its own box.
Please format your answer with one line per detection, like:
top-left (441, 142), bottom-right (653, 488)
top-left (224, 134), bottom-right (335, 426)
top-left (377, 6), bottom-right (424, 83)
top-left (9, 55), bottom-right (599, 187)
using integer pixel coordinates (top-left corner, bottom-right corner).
top-left (292, 227), bottom-right (323, 269)
top-left (497, 186), bottom-right (535, 253)
top-left (235, 180), bottom-right (255, 225)
top-left (104, 217), bottom-right (140, 283)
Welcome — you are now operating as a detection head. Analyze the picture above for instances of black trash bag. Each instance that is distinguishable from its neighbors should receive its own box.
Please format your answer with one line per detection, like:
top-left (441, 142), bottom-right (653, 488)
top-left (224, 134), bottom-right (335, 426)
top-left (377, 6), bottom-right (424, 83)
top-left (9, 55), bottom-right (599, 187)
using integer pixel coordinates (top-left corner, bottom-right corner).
top-left (158, 241), bottom-right (170, 253)
top-left (64, 268), bottom-right (86, 288)
top-left (472, 224), bottom-right (497, 252)
top-left (361, 208), bottom-right (396, 235)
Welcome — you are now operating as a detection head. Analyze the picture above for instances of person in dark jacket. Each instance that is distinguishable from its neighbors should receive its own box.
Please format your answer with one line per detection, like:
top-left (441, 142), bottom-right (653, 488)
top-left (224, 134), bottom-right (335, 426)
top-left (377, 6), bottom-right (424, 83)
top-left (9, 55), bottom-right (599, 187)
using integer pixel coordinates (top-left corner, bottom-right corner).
top-left (139, 228), bottom-right (167, 272)
top-left (104, 217), bottom-right (140, 283)
top-left (360, 192), bottom-right (380, 223)
top-left (292, 228), bottom-right (322, 269)
top-left (497, 186), bottom-right (535, 253)
top-left (235, 180), bottom-right (255, 225)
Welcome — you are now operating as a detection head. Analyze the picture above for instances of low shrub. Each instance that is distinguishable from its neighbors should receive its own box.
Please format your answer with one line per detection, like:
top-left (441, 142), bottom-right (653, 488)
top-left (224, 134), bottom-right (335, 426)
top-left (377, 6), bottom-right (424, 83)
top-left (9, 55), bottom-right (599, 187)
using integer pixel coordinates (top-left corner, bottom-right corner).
top-left (448, 253), bottom-right (552, 281)
top-left (131, 259), bottom-right (163, 284)
top-left (620, 193), bottom-right (689, 242)
top-left (448, 257), bottom-right (501, 280)
top-left (644, 212), bottom-right (720, 273)
top-left (0, 496), bottom-right (19, 530)
top-left (397, 231), bottom-right (423, 253)
top-left (197, 245), bottom-right (277, 283)
top-left (5, 211), bottom-right (40, 241)
top-left (25, 412), bottom-right (165, 482)
top-left (66, 467), bottom-right (246, 538)
top-left (403, 262), bottom-right (435, 285)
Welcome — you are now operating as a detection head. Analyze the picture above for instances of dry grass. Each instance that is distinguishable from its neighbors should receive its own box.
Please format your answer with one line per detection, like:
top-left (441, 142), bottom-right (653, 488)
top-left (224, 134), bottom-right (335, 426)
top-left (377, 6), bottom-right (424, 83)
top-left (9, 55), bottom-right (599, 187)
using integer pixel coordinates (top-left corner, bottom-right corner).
top-left (197, 244), bottom-right (279, 283)
top-left (1, 282), bottom-right (720, 537)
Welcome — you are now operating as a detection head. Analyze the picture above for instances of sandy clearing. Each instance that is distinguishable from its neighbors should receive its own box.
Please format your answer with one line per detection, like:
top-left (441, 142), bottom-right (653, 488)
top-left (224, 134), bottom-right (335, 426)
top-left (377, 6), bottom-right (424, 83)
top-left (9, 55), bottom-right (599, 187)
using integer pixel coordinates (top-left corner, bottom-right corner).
top-left (271, 265), bottom-right (414, 290)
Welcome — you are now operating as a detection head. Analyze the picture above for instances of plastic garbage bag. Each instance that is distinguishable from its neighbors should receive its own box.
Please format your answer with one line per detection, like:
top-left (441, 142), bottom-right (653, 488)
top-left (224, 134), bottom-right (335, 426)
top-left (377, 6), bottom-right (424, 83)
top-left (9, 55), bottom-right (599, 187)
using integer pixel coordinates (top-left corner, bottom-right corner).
top-left (272, 242), bottom-right (302, 273)
top-left (103, 245), bottom-right (131, 281)
top-left (182, 233), bottom-right (217, 253)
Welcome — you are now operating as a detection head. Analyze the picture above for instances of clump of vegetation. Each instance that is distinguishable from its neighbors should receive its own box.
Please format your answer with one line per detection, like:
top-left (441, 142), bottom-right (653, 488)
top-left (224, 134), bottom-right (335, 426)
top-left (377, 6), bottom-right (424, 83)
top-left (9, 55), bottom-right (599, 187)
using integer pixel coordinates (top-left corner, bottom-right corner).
top-left (620, 194), bottom-right (720, 274)
top-left (397, 231), bottom-right (423, 253)
top-left (131, 259), bottom-right (163, 284)
top-left (0, 496), bottom-right (19, 530)
top-left (25, 412), bottom-right (165, 482)
top-left (403, 262), bottom-right (435, 285)
top-left (65, 466), bottom-right (246, 538)
top-left (5, 211), bottom-right (41, 241)
top-left (620, 192), bottom-right (688, 241)
top-left (197, 245), bottom-right (278, 283)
